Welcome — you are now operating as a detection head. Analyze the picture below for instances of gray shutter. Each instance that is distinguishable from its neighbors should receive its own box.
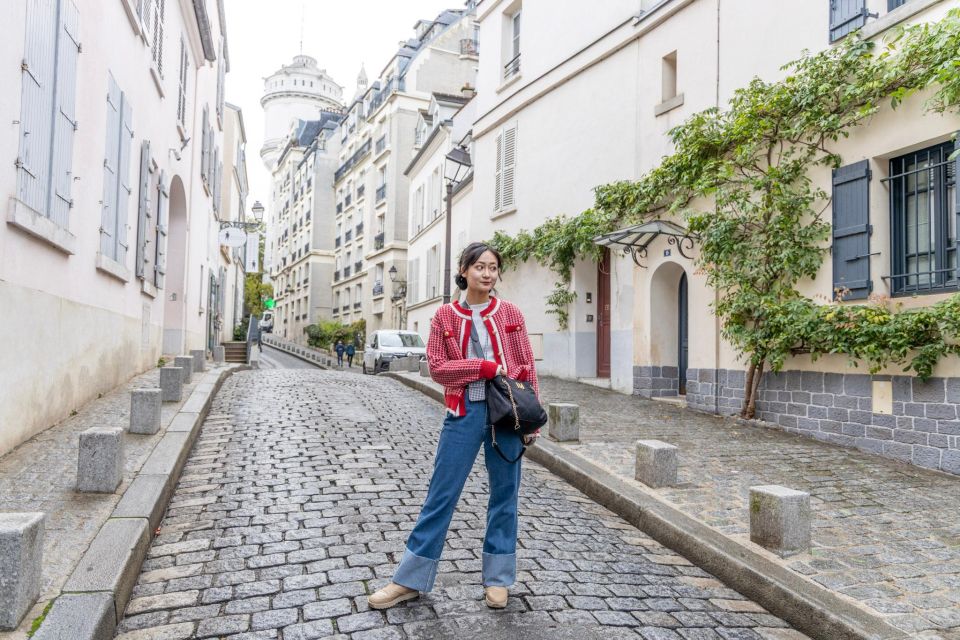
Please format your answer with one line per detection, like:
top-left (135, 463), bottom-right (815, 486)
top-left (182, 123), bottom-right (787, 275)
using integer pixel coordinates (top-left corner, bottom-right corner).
top-left (101, 75), bottom-right (121, 259)
top-left (135, 141), bottom-right (151, 278)
top-left (116, 93), bottom-right (133, 263)
top-left (832, 159), bottom-right (872, 300)
top-left (17, 0), bottom-right (57, 216)
top-left (49, 0), bottom-right (80, 228)
top-left (829, 0), bottom-right (867, 42)
top-left (954, 149), bottom-right (959, 281)
top-left (155, 171), bottom-right (168, 289)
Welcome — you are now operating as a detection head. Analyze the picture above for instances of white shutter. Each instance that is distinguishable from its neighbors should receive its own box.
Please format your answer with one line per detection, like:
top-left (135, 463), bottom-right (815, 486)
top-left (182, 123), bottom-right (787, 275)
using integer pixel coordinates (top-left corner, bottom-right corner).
top-left (155, 170), bottom-right (168, 288)
top-left (501, 125), bottom-right (517, 210)
top-left (100, 74), bottom-right (121, 258)
top-left (151, 0), bottom-right (164, 75)
top-left (494, 131), bottom-right (503, 212)
top-left (49, 0), bottom-right (80, 227)
top-left (200, 108), bottom-right (209, 185)
top-left (177, 38), bottom-right (188, 126)
top-left (135, 141), bottom-right (152, 278)
top-left (116, 93), bottom-right (134, 263)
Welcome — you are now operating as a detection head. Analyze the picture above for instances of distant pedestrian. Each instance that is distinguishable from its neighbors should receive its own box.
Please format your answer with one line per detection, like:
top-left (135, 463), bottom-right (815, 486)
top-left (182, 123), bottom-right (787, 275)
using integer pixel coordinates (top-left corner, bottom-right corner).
top-left (368, 242), bottom-right (540, 612)
top-left (335, 340), bottom-right (345, 368)
top-left (346, 343), bottom-right (356, 368)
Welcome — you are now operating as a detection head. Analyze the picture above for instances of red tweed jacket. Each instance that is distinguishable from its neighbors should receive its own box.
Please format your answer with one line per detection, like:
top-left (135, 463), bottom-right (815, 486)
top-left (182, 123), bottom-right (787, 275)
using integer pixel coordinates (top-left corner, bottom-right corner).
top-left (427, 297), bottom-right (539, 416)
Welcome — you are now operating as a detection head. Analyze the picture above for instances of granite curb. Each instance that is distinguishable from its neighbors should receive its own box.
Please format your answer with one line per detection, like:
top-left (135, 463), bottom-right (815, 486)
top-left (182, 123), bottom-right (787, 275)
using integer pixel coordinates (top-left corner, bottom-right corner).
top-left (383, 371), bottom-right (907, 640)
top-left (31, 364), bottom-right (248, 640)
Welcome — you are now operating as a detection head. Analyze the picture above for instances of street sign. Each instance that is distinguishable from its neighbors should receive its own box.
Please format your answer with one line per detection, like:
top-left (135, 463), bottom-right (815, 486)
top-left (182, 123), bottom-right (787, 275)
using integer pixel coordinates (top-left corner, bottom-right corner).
top-left (218, 227), bottom-right (247, 248)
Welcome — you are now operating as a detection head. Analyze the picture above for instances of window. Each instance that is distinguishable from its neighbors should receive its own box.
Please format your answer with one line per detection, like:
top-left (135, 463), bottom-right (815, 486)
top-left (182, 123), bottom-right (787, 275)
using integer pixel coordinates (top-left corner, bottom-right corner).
top-left (14, 0), bottom-right (80, 229)
top-left (504, 8), bottom-right (521, 79)
top-left (494, 123), bottom-right (517, 213)
top-left (829, 0), bottom-right (867, 42)
top-left (662, 51), bottom-right (677, 103)
top-left (150, 0), bottom-right (165, 75)
top-left (100, 74), bottom-right (134, 265)
top-left (426, 244), bottom-right (440, 299)
top-left (412, 185), bottom-right (424, 235)
top-left (379, 333), bottom-right (425, 348)
top-left (407, 258), bottom-right (420, 305)
top-left (888, 0), bottom-right (908, 10)
top-left (889, 141), bottom-right (957, 295)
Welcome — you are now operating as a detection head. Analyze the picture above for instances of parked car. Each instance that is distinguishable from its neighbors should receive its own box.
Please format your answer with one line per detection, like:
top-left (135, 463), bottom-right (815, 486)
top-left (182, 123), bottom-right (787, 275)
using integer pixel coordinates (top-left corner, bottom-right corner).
top-left (362, 330), bottom-right (426, 374)
top-left (259, 311), bottom-right (274, 333)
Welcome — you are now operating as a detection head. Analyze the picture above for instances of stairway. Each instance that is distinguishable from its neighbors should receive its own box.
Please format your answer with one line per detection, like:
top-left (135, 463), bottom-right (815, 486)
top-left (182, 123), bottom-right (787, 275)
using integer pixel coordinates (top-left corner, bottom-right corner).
top-left (222, 341), bottom-right (248, 363)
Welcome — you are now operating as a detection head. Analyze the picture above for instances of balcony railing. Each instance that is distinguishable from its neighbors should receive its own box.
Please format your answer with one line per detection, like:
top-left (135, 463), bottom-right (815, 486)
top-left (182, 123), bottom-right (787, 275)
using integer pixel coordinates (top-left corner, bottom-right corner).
top-left (375, 135), bottom-right (387, 155)
top-left (460, 38), bottom-right (479, 57)
top-left (336, 202), bottom-right (343, 214)
top-left (333, 307), bottom-right (339, 316)
top-left (356, 184), bottom-right (365, 199)
top-left (345, 229), bottom-right (353, 242)
top-left (344, 265), bottom-right (352, 278)
top-left (354, 261), bottom-right (362, 272)
top-left (335, 237), bottom-right (341, 248)
top-left (366, 76), bottom-right (402, 118)
top-left (374, 232), bottom-right (385, 250)
top-left (504, 53), bottom-right (521, 80)
top-left (376, 184), bottom-right (387, 202)
top-left (342, 305), bottom-right (350, 312)
top-left (372, 281), bottom-right (383, 296)
top-left (354, 302), bottom-right (361, 309)
top-left (355, 222), bottom-right (364, 236)
top-left (345, 194), bottom-right (352, 207)
top-left (334, 138), bottom-right (372, 183)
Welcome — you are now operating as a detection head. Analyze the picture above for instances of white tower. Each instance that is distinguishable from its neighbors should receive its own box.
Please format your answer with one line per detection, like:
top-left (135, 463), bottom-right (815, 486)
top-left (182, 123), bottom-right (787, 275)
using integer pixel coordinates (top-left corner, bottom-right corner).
top-left (260, 55), bottom-right (344, 169)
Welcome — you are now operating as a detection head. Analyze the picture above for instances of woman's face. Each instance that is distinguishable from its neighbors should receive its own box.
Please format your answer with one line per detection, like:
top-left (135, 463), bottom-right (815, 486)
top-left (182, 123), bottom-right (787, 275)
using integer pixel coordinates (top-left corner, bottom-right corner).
top-left (462, 250), bottom-right (500, 295)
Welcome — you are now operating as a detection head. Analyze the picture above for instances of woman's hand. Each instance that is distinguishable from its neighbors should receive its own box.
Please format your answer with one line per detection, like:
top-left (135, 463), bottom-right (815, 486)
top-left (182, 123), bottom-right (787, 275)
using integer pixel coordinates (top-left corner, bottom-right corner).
top-left (523, 429), bottom-right (541, 445)
top-left (496, 364), bottom-right (507, 377)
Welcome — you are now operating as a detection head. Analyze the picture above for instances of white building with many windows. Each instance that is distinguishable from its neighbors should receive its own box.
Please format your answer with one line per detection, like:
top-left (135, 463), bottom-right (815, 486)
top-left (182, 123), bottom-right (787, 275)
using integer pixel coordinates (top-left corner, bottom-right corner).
top-left (0, 0), bottom-right (231, 456)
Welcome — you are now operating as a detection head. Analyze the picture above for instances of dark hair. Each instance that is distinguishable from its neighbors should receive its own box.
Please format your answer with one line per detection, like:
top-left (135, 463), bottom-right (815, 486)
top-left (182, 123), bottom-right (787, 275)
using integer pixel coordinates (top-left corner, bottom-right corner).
top-left (455, 242), bottom-right (502, 290)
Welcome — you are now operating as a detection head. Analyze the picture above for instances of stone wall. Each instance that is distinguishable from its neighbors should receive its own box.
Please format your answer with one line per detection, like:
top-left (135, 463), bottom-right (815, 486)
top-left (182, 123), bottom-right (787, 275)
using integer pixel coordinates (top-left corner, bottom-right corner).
top-left (633, 365), bottom-right (680, 398)
top-left (678, 367), bottom-right (960, 476)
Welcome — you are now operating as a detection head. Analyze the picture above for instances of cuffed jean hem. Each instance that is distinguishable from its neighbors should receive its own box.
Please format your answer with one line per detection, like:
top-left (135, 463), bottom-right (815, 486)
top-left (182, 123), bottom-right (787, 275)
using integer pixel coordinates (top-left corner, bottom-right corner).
top-left (482, 551), bottom-right (516, 587)
top-left (392, 547), bottom-right (439, 592)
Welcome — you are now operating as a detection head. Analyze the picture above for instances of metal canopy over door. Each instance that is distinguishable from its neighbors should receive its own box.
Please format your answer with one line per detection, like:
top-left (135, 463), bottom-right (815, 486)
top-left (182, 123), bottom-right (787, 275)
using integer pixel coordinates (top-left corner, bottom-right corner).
top-left (597, 248), bottom-right (611, 378)
top-left (678, 272), bottom-right (689, 395)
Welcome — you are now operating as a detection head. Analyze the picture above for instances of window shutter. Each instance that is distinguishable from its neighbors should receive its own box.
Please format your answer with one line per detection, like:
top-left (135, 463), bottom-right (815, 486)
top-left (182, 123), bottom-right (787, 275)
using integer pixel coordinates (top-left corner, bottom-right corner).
top-left (17, 0), bottom-right (58, 216)
top-left (831, 159), bottom-right (872, 300)
top-left (494, 132), bottom-right (503, 211)
top-left (155, 170), bottom-right (168, 289)
top-left (116, 93), bottom-right (134, 263)
top-left (201, 107), bottom-right (209, 184)
top-left (501, 125), bottom-right (517, 210)
top-left (152, 0), bottom-right (164, 76)
top-left (954, 149), bottom-right (959, 281)
top-left (101, 75), bottom-right (121, 259)
top-left (177, 38), bottom-right (188, 126)
top-left (135, 141), bottom-right (152, 278)
top-left (829, 0), bottom-right (867, 42)
top-left (49, 0), bottom-right (80, 227)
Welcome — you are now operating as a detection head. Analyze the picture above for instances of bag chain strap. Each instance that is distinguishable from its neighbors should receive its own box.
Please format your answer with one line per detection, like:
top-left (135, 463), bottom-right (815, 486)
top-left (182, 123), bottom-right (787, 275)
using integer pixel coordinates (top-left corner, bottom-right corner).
top-left (499, 376), bottom-right (521, 432)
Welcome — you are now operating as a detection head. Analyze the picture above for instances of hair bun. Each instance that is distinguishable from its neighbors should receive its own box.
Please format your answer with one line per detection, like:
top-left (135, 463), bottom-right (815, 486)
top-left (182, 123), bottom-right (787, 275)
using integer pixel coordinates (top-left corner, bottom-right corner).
top-left (454, 274), bottom-right (468, 290)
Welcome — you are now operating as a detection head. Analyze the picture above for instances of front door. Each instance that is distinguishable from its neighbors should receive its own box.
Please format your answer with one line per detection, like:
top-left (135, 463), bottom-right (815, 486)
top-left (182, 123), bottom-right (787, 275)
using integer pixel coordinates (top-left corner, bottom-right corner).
top-left (597, 248), bottom-right (611, 378)
top-left (678, 272), bottom-right (688, 395)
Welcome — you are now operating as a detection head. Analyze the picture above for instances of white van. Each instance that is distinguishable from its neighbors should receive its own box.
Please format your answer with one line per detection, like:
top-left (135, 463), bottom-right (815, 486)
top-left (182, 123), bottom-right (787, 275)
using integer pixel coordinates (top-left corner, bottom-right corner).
top-left (362, 330), bottom-right (426, 374)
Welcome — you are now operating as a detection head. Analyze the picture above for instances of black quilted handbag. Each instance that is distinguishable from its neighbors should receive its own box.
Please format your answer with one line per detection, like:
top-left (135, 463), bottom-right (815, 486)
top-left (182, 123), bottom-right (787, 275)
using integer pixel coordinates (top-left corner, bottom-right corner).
top-left (486, 375), bottom-right (547, 463)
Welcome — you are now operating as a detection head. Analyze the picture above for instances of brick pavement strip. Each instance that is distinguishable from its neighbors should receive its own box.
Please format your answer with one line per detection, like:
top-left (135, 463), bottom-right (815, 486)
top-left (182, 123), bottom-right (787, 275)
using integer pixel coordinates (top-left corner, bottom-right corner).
top-left (116, 369), bottom-right (806, 639)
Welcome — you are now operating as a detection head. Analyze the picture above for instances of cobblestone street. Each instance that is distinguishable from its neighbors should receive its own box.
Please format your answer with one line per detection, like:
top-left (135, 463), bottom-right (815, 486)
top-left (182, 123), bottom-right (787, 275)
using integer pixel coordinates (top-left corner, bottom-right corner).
top-left (116, 369), bottom-right (804, 639)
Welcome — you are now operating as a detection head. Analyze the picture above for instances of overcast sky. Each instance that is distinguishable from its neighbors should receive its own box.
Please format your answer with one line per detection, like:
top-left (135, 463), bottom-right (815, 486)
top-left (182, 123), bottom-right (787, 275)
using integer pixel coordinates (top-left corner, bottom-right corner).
top-left (224, 0), bottom-right (461, 210)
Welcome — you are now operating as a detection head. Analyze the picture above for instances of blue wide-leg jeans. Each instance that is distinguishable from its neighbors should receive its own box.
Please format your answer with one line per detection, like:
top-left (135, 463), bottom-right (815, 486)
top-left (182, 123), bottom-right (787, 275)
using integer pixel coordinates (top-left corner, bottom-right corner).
top-left (391, 398), bottom-right (524, 592)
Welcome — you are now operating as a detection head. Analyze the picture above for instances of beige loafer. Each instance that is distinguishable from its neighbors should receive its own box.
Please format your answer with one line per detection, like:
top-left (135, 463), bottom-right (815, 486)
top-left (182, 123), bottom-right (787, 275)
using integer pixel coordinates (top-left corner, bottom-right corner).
top-left (367, 582), bottom-right (419, 610)
top-left (484, 586), bottom-right (508, 609)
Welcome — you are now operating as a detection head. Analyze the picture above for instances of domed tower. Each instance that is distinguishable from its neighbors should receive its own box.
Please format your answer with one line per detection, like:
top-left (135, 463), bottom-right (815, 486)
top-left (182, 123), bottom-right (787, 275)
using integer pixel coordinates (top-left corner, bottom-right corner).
top-left (260, 55), bottom-right (344, 169)
top-left (353, 64), bottom-right (369, 101)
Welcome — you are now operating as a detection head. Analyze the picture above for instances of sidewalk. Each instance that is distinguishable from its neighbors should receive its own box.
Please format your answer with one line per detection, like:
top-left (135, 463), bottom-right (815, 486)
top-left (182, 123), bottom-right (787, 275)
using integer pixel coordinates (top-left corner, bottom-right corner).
top-left (387, 371), bottom-right (960, 640)
top-left (0, 360), bottom-right (237, 639)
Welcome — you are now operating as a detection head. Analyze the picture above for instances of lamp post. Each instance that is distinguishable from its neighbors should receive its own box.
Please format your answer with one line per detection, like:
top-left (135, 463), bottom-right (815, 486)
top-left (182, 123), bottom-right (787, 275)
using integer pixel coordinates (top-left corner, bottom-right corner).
top-left (388, 265), bottom-right (407, 329)
top-left (442, 146), bottom-right (472, 304)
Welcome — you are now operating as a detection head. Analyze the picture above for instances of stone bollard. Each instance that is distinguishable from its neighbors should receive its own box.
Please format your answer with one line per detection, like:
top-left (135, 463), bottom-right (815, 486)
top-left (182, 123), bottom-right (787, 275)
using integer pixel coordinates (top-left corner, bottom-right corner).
top-left (77, 427), bottom-right (123, 493)
top-left (190, 349), bottom-right (205, 373)
top-left (548, 403), bottom-right (579, 442)
top-left (749, 485), bottom-right (811, 557)
top-left (174, 356), bottom-right (193, 384)
top-left (212, 346), bottom-right (225, 364)
top-left (129, 389), bottom-right (161, 435)
top-left (419, 359), bottom-right (430, 378)
top-left (634, 440), bottom-right (678, 488)
top-left (160, 367), bottom-right (183, 402)
top-left (0, 513), bottom-right (45, 630)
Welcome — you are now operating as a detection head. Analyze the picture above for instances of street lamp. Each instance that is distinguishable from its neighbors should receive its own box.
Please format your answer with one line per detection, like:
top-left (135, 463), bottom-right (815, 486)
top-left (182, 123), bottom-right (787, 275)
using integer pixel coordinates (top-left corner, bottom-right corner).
top-left (251, 200), bottom-right (265, 224)
top-left (388, 265), bottom-right (408, 329)
top-left (442, 145), bottom-right (472, 304)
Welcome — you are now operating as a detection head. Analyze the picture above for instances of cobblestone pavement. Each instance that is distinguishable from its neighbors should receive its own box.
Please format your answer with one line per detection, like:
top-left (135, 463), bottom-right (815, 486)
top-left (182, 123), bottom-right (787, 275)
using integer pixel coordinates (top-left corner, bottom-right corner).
top-left (537, 377), bottom-right (960, 638)
top-left (117, 370), bottom-right (806, 640)
top-left (258, 345), bottom-right (324, 370)
top-left (0, 364), bottom-right (214, 639)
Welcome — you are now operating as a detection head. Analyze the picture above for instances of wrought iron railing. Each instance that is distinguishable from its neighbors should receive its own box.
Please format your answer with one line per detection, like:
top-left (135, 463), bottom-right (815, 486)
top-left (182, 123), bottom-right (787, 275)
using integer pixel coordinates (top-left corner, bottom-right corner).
top-left (504, 53), bottom-right (521, 80)
top-left (374, 232), bottom-right (385, 250)
top-left (334, 139), bottom-right (372, 182)
top-left (373, 281), bottom-right (384, 296)
top-left (376, 184), bottom-right (387, 202)
top-left (375, 135), bottom-right (387, 155)
top-left (344, 265), bottom-right (352, 278)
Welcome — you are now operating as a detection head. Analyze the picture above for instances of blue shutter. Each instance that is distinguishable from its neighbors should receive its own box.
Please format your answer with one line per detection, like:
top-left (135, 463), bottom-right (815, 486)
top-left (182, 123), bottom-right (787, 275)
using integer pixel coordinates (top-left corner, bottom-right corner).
top-left (155, 170), bottom-right (168, 289)
top-left (136, 141), bottom-right (151, 278)
top-left (832, 159), bottom-right (873, 300)
top-left (116, 93), bottom-right (134, 263)
top-left (100, 75), bottom-right (121, 259)
top-left (16, 0), bottom-right (58, 216)
top-left (829, 0), bottom-right (867, 42)
top-left (49, 0), bottom-right (79, 228)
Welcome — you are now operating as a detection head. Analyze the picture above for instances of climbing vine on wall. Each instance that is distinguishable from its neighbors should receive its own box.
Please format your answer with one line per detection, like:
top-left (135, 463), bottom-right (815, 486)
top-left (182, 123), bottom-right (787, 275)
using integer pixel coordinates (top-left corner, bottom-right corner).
top-left (488, 10), bottom-right (960, 417)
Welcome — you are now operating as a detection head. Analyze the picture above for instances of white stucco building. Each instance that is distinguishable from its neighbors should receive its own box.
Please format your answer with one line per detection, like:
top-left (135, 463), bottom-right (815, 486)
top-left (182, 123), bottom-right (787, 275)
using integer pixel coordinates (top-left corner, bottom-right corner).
top-left (217, 102), bottom-right (251, 344)
top-left (0, 0), bottom-right (232, 456)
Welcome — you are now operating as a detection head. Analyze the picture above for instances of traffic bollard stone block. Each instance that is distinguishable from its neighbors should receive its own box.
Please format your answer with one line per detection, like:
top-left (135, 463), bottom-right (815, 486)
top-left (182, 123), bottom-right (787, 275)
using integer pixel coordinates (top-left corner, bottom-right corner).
top-left (129, 389), bottom-right (161, 435)
top-left (77, 428), bottom-right (123, 493)
top-left (635, 440), bottom-right (679, 488)
top-left (160, 367), bottom-right (183, 402)
top-left (0, 512), bottom-right (45, 630)
top-left (749, 485), bottom-right (811, 557)
top-left (548, 403), bottom-right (580, 442)
top-left (174, 356), bottom-right (193, 384)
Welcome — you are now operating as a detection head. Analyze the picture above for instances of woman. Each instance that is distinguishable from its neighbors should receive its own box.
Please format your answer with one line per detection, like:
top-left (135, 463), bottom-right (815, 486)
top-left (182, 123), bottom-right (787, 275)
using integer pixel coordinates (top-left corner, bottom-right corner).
top-left (368, 242), bottom-right (539, 611)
